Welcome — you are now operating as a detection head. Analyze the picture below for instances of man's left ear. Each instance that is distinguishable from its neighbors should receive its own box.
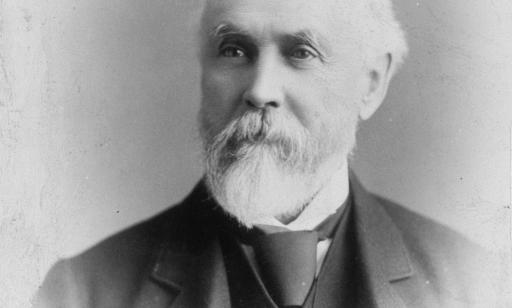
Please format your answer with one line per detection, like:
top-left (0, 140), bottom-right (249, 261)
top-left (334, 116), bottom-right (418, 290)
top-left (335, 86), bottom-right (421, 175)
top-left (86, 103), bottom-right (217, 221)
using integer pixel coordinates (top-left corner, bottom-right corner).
top-left (359, 53), bottom-right (393, 120)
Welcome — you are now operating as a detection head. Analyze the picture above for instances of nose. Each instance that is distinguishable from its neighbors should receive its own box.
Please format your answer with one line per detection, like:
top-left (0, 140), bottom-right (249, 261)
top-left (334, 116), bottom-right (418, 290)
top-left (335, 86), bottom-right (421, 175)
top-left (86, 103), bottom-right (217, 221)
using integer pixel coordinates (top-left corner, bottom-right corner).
top-left (243, 56), bottom-right (284, 110)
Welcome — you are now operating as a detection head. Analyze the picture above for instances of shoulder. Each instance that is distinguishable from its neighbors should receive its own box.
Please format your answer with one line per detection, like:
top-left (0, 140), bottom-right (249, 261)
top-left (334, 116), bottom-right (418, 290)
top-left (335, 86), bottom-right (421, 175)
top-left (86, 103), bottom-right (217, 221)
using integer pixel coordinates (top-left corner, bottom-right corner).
top-left (33, 181), bottom-right (215, 307)
top-left (32, 207), bottom-right (171, 307)
top-left (373, 194), bottom-right (509, 306)
top-left (375, 194), bottom-right (477, 254)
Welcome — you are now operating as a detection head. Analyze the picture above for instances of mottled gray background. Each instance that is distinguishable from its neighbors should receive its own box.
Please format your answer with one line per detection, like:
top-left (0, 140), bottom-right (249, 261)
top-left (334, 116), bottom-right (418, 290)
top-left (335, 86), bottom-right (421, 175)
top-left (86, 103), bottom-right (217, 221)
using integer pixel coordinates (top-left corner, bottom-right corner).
top-left (1, 0), bottom-right (511, 306)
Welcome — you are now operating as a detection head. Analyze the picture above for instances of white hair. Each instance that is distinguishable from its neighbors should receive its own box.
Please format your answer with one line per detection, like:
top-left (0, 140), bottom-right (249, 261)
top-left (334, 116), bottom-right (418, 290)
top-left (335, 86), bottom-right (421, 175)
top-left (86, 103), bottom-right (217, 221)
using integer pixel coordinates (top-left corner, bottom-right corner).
top-left (353, 0), bottom-right (409, 76)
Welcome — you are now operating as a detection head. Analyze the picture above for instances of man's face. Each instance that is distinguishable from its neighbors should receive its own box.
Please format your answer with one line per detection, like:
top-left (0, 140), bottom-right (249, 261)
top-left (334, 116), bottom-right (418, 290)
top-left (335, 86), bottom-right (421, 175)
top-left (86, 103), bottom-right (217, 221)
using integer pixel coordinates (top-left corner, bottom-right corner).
top-left (200, 0), bottom-right (368, 150)
top-left (198, 0), bottom-right (376, 225)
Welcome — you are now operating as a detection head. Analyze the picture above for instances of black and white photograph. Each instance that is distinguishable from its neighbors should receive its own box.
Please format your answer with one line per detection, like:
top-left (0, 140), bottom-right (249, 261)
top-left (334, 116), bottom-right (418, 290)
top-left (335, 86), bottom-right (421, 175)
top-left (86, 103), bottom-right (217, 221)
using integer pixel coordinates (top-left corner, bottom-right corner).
top-left (1, 0), bottom-right (511, 307)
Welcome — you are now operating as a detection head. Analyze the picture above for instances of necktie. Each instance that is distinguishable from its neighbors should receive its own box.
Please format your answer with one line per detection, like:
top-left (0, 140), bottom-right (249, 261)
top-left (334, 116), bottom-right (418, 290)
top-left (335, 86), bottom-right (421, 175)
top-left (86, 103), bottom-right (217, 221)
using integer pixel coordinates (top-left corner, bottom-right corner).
top-left (252, 228), bottom-right (317, 307)
top-left (251, 211), bottom-right (342, 308)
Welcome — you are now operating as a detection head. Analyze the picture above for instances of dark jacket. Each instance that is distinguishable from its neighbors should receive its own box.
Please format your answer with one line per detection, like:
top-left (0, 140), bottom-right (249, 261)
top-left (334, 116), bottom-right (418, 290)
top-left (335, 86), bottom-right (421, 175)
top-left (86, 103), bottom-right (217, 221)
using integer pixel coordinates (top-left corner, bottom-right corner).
top-left (33, 175), bottom-right (507, 307)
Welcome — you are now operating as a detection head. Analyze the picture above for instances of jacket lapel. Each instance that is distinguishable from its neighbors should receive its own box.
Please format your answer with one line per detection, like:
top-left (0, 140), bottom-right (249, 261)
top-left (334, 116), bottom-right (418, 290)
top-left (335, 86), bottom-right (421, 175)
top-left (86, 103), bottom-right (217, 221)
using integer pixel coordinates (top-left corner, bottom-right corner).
top-left (133, 182), bottom-right (231, 308)
top-left (144, 237), bottom-right (230, 308)
top-left (350, 173), bottom-right (414, 308)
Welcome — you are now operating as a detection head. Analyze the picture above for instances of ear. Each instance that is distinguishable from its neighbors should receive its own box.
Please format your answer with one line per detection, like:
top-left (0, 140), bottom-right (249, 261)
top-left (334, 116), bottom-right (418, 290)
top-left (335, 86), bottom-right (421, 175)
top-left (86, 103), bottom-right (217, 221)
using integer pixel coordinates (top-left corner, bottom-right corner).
top-left (359, 53), bottom-right (393, 120)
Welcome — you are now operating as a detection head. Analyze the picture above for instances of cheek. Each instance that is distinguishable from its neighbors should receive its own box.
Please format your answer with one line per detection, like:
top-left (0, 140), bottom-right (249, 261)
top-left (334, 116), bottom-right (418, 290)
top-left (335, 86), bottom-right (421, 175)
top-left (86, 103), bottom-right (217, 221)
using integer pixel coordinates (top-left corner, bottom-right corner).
top-left (285, 75), bottom-right (328, 131)
top-left (288, 72), bottom-right (361, 146)
top-left (201, 68), bottom-right (244, 129)
top-left (320, 68), bottom-right (364, 122)
top-left (320, 87), bottom-right (360, 143)
top-left (288, 73), bottom-right (355, 133)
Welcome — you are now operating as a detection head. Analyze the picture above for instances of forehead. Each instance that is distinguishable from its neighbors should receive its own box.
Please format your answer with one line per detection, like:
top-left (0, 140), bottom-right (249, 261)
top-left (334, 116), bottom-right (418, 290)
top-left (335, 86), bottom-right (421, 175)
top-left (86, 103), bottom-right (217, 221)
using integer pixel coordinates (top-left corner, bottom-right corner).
top-left (201, 0), bottom-right (355, 40)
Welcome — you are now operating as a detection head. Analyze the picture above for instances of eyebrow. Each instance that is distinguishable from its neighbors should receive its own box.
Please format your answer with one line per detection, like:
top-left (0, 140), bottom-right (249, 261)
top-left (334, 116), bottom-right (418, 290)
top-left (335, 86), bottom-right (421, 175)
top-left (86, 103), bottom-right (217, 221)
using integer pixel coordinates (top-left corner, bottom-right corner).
top-left (208, 23), bottom-right (251, 41)
top-left (209, 24), bottom-right (323, 44)
top-left (286, 30), bottom-right (322, 49)
top-left (206, 23), bottom-right (330, 60)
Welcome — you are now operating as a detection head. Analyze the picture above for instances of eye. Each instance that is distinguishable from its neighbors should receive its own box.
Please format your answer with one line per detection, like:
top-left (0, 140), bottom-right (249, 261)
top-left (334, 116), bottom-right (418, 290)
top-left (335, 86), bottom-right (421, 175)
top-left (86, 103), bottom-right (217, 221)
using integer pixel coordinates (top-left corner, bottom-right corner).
top-left (219, 45), bottom-right (246, 58)
top-left (290, 46), bottom-right (317, 60)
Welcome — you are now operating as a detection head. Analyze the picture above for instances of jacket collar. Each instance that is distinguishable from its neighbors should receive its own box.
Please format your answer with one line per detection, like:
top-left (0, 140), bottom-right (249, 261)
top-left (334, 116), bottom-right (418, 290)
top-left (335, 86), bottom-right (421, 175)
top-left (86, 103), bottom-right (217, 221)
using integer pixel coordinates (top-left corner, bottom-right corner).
top-left (140, 173), bottom-right (414, 307)
top-left (349, 172), bottom-right (414, 307)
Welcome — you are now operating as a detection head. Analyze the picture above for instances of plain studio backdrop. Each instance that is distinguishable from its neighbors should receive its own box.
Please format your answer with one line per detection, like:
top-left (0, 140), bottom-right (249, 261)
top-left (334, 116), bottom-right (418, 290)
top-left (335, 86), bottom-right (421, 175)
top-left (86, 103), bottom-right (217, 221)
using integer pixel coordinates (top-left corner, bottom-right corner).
top-left (1, 0), bottom-right (511, 306)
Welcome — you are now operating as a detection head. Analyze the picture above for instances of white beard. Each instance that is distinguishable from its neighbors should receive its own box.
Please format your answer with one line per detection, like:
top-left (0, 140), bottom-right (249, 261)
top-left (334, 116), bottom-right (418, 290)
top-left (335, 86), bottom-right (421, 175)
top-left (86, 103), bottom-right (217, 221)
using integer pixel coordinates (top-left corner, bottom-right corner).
top-left (209, 145), bottom-right (318, 227)
top-left (200, 109), bottom-right (356, 227)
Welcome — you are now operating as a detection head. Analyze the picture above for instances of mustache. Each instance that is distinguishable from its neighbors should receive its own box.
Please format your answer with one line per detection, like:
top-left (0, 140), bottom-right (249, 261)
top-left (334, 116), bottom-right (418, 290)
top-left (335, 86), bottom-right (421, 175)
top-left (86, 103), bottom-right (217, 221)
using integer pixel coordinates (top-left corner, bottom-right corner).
top-left (204, 109), bottom-right (315, 170)
top-left (221, 110), bottom-right (306, 151)
top-left (230, 110), bottom-right (281, 144)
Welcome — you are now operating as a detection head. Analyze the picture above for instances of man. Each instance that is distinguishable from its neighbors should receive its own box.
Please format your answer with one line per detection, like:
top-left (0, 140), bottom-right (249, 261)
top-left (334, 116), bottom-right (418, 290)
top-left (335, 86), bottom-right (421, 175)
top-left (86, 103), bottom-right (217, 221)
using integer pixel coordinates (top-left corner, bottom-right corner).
top-left (34, 0), bottom-right (506, 307)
